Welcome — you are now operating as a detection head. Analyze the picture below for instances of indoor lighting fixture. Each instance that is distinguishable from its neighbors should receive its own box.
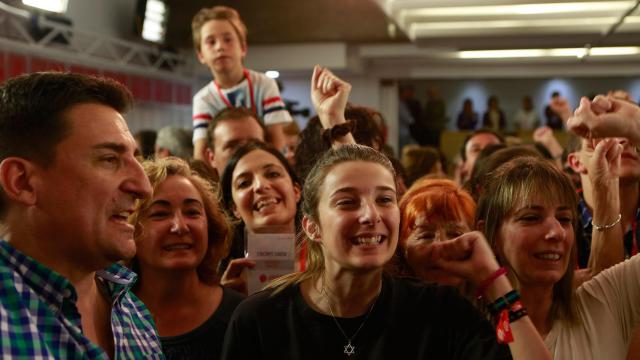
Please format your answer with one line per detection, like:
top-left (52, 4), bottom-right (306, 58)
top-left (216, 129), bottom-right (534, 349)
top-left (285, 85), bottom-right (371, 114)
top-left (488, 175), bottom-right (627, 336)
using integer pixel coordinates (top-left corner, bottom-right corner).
top-left (457, 47), bottom-right (640, 59)
top-left (401, 1), bottom-right (634, 18)
top-left (22, 0), bottom-right (68, 13)
top-left (265, 70), bottom-right (280, 79)
top-left (141, 0), bottom-right (167, 43)
top-left (412, 17), bottom-right (620, 32)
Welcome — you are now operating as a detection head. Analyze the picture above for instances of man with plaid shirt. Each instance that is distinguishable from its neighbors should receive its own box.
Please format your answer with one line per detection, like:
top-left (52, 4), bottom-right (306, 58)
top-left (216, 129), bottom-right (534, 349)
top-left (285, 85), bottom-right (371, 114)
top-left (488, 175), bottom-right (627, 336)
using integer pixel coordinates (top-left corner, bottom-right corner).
top-left (0, 72), bottom-right (164, 358)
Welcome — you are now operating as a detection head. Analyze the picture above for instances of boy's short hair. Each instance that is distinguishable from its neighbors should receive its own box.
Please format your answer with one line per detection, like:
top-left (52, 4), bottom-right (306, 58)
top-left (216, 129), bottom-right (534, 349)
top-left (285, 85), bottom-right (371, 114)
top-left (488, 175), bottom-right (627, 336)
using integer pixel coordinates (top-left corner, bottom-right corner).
top-left (191, 6), bottom-right (247, 52)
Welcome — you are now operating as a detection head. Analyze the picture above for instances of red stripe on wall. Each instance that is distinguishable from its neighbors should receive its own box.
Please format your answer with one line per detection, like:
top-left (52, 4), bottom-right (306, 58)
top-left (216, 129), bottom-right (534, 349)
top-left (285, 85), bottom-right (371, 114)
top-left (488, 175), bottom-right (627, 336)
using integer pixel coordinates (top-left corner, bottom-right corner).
top-left (69, 65), bottom-right (99, 76)
top-left (31, 57), bottom-right (65, 72)
top-left (131, 76), bottom-right (151, 102)
top-left (103, 71), bottom-right (129, 87)
top-left (8, 53), bottom-right (27, 78)
top-left (0, 50), bottom-right (5, 83)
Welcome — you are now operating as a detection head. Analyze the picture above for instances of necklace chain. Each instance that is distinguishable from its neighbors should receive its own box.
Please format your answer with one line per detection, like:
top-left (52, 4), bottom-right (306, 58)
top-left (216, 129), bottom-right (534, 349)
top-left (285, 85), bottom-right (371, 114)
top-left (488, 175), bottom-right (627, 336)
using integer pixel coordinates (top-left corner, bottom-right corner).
top-left (321, 280), bottom-right (378, 357)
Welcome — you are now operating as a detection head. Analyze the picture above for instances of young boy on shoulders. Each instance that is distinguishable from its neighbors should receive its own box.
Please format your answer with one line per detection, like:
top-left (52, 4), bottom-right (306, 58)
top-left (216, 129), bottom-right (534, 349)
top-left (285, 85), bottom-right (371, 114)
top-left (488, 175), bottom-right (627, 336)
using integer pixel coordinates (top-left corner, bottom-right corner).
top-left (191, 6), bottom-right (291, 160)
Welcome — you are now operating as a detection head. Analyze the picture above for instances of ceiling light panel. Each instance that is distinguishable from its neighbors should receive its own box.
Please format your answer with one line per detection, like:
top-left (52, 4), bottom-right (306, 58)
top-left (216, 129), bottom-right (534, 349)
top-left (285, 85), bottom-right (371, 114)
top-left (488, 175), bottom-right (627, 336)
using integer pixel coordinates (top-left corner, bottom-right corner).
top-left (456, 46), bottom-right (640, 59)
top-left (378, 0), bottom-right (640, 41)
top-left (410, 16), bottom-right (627, 38)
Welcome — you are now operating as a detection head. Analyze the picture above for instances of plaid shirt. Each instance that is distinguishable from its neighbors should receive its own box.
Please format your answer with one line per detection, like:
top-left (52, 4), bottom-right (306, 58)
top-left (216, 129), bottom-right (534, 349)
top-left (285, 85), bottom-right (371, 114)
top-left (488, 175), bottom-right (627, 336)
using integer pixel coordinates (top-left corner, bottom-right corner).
top-left (577, 194), bottom-right (640, 268)
top-left (0, 240), bottom-right (164, 359)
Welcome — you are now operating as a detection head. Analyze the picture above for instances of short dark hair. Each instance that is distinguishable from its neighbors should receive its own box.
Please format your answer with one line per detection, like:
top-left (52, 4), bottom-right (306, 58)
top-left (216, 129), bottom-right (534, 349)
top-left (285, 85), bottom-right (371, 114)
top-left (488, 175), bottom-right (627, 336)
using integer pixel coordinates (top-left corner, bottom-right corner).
top-left (459, 128), bottom-right (505, 161)
top-left (0, 72), bottom-right (133, 219)
top-left (0, 72), bottom-right (133, 166)
top-left (206, 107), bottom-right (265, 151)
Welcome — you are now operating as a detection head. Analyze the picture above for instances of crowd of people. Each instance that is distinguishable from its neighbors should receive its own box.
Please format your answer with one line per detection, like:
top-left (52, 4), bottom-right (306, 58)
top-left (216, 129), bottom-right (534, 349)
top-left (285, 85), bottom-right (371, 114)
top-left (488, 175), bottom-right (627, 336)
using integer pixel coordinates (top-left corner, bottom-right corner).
top-left (0, 4), bottom-right (639, 360)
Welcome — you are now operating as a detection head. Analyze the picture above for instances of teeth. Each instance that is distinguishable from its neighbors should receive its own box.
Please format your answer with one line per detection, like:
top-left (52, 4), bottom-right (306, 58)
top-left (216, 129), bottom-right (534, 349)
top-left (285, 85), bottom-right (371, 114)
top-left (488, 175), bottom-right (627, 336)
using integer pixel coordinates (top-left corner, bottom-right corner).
top-left (536, 253), bottom-right (561, 260)
top-left (255, 198), bottom-right (278, 211)
top-left (356, 236), bottom-right (382, 245)
top-left (118, 211), bottom-right (131, 217)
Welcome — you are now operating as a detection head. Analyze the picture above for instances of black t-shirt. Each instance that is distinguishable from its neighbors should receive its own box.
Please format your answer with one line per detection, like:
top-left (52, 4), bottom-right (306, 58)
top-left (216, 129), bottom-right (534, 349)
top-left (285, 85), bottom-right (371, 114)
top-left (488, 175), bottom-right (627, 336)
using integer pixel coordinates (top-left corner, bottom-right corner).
top-left (221, 275), bottom-right (511, 360)
top-left (161, 287), bottom-right (245, 360)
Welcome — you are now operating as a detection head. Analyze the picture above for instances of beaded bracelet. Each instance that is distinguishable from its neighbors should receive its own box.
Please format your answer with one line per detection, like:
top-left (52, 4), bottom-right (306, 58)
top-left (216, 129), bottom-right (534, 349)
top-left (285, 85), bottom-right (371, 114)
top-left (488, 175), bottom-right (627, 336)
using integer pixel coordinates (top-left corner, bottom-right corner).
top-left (592, 213), bottom-right (622, 231)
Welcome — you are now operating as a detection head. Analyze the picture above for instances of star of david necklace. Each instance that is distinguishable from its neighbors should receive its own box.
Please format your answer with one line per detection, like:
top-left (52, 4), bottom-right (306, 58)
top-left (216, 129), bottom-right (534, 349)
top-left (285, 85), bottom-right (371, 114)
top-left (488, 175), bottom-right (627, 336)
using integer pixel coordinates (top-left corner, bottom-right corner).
top-left (322, 283), bottom-right (378, 357)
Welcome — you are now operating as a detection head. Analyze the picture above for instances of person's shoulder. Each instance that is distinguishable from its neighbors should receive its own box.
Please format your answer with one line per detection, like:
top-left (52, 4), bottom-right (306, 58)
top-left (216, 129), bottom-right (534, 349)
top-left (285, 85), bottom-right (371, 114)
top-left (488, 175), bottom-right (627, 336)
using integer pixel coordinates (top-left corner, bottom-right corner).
top-left (233, 285), bottom-right (294, 319)
top-left (222, 286), bottom-right (246, 308)
top-left (387, 276), bottom-right (470, 309)
top-left (193, 81), bottom-right (213, 101)
top-left (246, 69), bottom-right (278, 87)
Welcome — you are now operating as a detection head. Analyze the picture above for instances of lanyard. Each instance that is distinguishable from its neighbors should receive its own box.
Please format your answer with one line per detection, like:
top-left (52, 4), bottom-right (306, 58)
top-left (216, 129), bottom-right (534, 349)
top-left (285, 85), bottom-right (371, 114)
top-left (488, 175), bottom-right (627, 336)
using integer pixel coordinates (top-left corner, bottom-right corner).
top-left (213, 68), bottom-right (256, 113)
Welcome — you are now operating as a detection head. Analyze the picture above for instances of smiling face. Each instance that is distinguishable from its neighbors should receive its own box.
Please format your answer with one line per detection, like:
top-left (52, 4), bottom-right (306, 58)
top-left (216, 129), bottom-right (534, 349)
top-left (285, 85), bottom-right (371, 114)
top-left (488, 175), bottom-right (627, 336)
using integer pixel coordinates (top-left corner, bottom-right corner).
top-left (311, 161), bottom-right (399, 272)
top-left (35, 103), bottom-right (151, 269)
top-left (136, 175), bottom-right (208, 272)
top-left (497, 196), bottom-right (575, 287)
top-left (231, 149), bottom-right (300, 232)
top-left (404, 216), bottom-right (468, 287)
top-left (196, 19), bottom-right (246, 76)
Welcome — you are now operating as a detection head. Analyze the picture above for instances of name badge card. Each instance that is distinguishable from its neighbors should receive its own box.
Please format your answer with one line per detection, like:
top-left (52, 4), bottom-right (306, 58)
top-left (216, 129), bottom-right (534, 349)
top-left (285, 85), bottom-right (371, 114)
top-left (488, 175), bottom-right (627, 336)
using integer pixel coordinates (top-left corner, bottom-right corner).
top-left (245, 232), bottom-right (296, 295)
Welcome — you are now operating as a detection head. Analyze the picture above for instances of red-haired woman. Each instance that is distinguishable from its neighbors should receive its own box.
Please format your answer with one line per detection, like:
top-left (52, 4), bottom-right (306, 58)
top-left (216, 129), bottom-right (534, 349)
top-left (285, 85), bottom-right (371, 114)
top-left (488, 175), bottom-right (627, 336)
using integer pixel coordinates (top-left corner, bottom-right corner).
top-left (392, 178), bottom-right (476, 292)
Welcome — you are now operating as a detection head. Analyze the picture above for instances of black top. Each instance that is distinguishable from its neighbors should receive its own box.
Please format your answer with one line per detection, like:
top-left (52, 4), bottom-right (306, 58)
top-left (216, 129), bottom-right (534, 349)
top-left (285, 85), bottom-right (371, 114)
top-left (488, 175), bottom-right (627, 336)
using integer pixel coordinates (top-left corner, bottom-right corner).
top-left (221, 275), bottom-right (512, 360)
top-left (161, 287), bottom-right (245, 360)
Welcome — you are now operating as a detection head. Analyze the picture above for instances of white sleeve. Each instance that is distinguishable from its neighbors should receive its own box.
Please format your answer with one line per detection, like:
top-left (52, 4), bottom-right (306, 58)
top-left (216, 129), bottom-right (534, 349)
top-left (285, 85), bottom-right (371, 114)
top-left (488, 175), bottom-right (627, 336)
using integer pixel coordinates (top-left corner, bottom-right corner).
top-left (192, 90), bottom-right (213, 143)
top-left (580, 254), bottom-right (640, 339)
top-left (259, 77), bottom-right (292, 126)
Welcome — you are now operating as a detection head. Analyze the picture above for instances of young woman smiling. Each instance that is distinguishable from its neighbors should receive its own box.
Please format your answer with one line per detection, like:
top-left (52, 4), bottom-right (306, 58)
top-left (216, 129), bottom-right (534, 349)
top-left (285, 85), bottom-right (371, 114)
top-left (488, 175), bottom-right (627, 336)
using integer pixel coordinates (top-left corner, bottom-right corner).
top-left (221, 144), bottom-right (550, 360)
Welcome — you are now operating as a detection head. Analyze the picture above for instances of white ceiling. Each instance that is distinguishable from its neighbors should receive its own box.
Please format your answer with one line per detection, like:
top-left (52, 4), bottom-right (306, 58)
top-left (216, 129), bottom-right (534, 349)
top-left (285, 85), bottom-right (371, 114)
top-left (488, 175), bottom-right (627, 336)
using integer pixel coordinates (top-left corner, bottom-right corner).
top-left (371, 0), bottom-right (640, 64)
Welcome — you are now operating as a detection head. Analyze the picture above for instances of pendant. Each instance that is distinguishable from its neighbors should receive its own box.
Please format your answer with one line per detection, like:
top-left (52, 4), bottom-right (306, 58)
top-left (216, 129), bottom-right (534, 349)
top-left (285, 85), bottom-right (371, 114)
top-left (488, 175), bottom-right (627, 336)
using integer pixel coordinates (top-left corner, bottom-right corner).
top-left (344, 341), bottom-right (356, 356)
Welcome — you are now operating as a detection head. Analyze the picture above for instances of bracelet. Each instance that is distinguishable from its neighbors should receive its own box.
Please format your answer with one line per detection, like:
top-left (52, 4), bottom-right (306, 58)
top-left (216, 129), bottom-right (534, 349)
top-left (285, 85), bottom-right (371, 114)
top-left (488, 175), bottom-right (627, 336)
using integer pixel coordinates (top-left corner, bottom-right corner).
top-left (475, 267), bottom-right (507, 300)
top-left (592, 213), bottom-right (622, 231)
top-left (322, 120), bottom-right (355, 144)
top-left (495, 298), bottom-right (526, 344)
top-left (509, 308), bottom-right (529, 323)
top-left (488, 290), bottom-right (521, 316)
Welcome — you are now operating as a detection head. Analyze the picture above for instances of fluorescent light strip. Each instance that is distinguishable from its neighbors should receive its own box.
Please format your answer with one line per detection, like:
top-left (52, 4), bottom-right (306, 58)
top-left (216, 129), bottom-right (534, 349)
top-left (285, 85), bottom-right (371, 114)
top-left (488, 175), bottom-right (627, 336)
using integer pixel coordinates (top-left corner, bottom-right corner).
top-left (413, 16), bottom-right (620, 31)
top-left (457, 47), bottom-right (640, 59)
top-left (22, 0), bottom-right (68, 13)
top-left (403, 1), bottom-right (634, 17)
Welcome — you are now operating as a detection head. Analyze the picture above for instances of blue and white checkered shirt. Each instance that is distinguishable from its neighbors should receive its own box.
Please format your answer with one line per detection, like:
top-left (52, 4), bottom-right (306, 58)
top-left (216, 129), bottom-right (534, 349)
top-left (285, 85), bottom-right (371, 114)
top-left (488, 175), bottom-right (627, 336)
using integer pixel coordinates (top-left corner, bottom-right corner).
top-left (0, 240), bottom-right (164, 359)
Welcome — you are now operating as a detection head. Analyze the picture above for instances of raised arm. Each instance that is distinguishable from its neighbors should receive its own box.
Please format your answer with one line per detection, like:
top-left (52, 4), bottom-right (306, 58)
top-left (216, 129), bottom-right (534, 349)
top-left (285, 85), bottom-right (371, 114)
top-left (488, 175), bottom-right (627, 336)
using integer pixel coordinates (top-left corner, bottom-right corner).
top-left (533, 126), bottom-right (564, 169)
top-left (310, 65), bottom-right (355, 147)
top-left (567, 96), bottom-right (640, 144)
top-left (582, 138), bottom-right (624, 283)
top-left (429, 231), bottom-right (552, 360)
